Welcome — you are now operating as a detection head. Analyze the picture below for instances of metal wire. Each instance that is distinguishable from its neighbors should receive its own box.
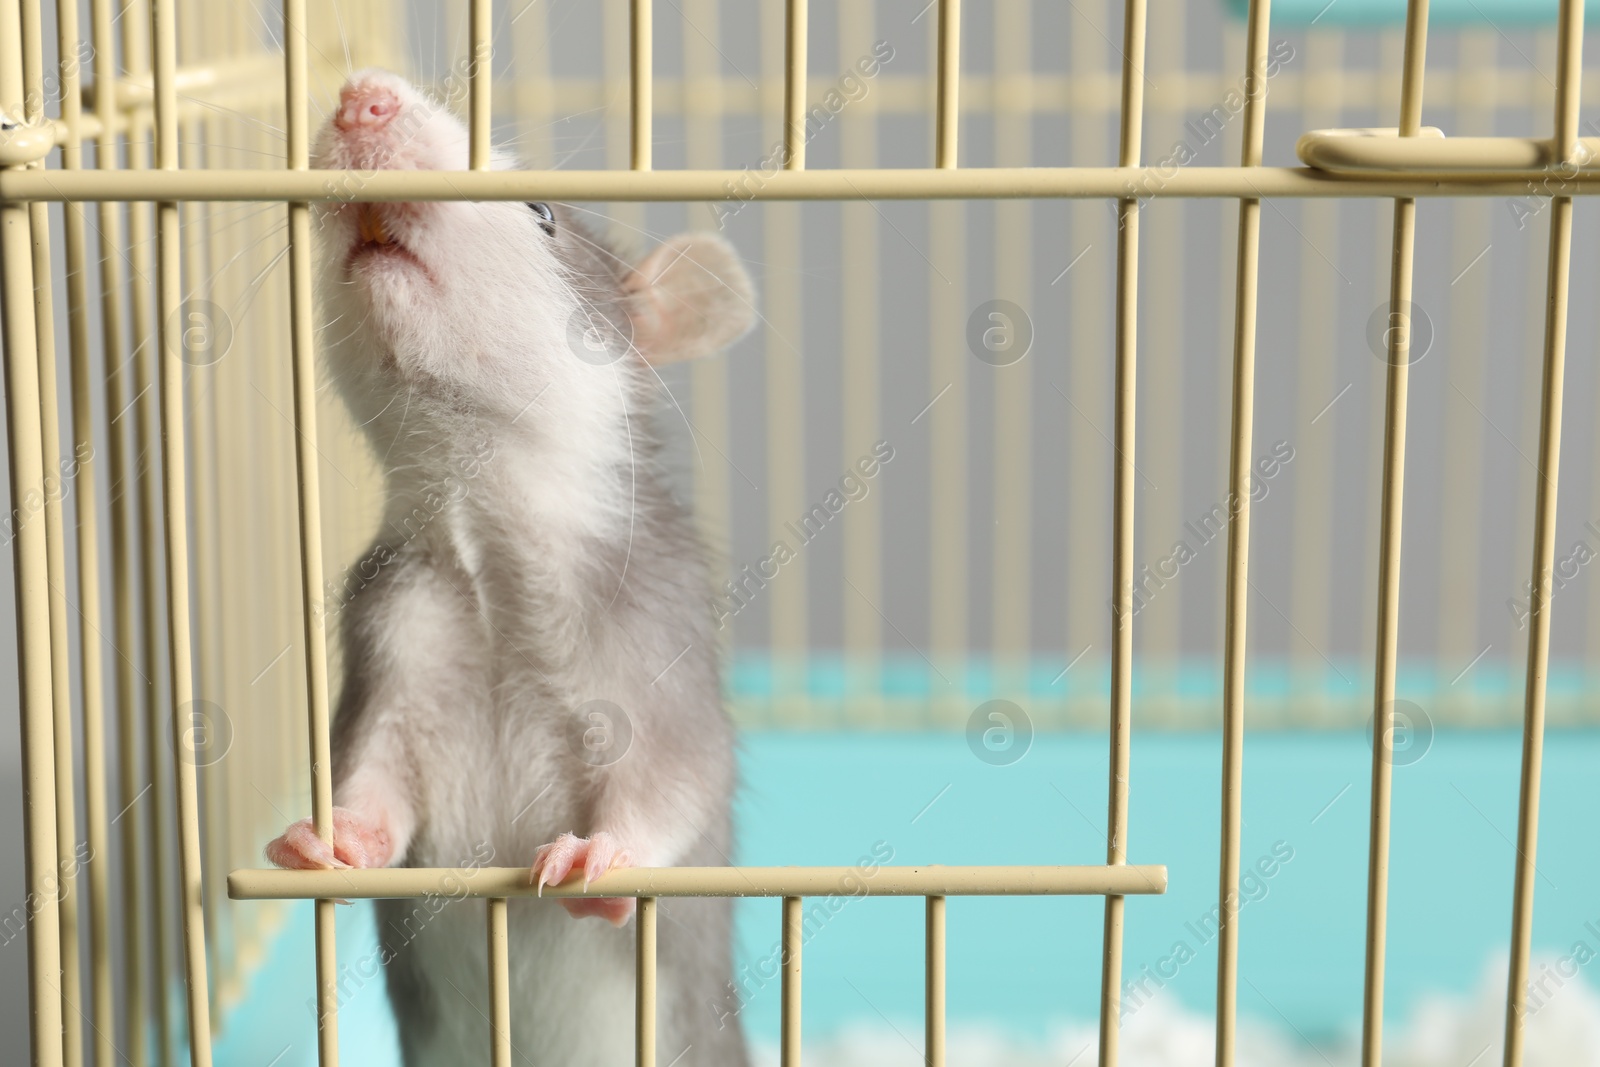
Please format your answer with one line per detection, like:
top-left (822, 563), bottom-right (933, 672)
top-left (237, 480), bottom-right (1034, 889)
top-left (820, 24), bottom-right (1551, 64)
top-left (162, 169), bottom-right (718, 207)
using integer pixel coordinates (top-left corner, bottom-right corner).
top-left (631, 0), bottom-right (651, 170)
top-left (229, 864), bottom-right (1171, 898)
top-left (55, 0), bottom-right (115, 1053)
top-left (781, 896), bottom-right (802, 1066)
top-left (1359, 1), bottom-right (1431, 1063)
top-left (926, 895), bottom-right (947, 1067)
top-left (636, 897), bottom-right (658, 1067)
top-left (1502, 0), bottom-right (1585, 1060)
top-left (784, 0), bottom-right (807, 169)
top-left (1215, 0), bottom-right (1273, 1057)
top-left (19, 165), bottom-right (1600, 202)
top-left (1099, 0), bottom-right (1149, 1055)
top-left (150, 0), bottom-right (216, 1049)
top-left (281, 0), bottom-right (340, 1059)
top-left (1, 4), bottom-right (64, 1061)
top-left (488, 898), bottom-right (511, 1067)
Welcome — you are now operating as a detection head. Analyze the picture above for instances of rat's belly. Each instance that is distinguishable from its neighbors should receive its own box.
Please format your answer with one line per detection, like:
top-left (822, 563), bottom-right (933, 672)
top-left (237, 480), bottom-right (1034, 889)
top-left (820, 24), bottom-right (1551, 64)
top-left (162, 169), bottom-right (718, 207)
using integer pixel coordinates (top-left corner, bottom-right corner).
top-left (374, 885), bottom-right (749, 1067)
top-left (378, 894), bottom-right (636, 1065)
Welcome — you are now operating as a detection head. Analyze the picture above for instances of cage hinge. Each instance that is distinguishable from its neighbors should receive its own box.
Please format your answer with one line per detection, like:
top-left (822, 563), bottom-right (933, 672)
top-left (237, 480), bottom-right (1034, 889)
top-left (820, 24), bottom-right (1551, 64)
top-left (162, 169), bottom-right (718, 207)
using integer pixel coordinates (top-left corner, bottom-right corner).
top-left (1299, 127), bottom-right (1600, 178)
top-left (0, 119), bottom-right (55, 168)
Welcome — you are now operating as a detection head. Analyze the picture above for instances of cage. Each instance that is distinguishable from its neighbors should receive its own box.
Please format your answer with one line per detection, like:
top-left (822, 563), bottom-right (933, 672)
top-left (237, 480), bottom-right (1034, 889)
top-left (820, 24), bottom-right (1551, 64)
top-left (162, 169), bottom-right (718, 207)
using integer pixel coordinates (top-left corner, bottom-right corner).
top-left (3, 0), bottom-right (1600, 1064)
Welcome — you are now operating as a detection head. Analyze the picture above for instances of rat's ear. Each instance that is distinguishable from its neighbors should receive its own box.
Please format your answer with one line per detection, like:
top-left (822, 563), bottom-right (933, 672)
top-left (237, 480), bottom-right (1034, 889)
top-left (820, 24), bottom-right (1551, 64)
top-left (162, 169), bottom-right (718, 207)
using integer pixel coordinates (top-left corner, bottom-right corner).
top-left (622, 233), bottom-right (756, 365)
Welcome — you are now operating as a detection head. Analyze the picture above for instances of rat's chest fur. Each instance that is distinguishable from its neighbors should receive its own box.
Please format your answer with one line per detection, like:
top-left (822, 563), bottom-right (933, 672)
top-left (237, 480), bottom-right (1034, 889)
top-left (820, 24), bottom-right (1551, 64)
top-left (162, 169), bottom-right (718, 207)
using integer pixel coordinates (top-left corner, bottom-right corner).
top-left (339, 402), bottom-right (724, 856)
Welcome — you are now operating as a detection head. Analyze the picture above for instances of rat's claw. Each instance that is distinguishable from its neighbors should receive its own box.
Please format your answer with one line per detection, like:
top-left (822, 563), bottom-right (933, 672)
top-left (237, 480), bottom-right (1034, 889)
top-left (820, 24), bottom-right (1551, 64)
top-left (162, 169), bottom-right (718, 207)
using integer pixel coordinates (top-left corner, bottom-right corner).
top-left (581, 832), bottom-right (630, 888)
top-left (531, 833), bottom-right (583, 895)
top-left (528, 831), bottom-right (636, 924)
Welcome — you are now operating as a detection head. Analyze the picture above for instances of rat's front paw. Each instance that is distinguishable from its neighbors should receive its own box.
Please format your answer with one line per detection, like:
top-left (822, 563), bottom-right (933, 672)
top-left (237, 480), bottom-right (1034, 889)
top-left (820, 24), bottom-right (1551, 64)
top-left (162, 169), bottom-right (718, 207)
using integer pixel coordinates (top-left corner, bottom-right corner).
top-left (530, 831), bottom-right (636, 925)
top-left (266, 808), bottom-right (393, 870)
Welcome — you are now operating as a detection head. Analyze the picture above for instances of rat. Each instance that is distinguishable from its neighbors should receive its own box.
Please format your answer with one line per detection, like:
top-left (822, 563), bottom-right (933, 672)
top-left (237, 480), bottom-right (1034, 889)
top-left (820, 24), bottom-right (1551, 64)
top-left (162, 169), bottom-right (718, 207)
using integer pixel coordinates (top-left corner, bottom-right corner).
top-left (264, 69), bottom-right (756, 1067)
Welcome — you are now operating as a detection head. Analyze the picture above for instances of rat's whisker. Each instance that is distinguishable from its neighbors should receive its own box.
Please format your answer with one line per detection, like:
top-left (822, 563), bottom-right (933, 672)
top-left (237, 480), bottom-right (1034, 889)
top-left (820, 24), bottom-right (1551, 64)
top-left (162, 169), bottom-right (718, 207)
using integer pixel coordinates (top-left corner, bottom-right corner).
top-left (178, 94), bottom-right (289, 142)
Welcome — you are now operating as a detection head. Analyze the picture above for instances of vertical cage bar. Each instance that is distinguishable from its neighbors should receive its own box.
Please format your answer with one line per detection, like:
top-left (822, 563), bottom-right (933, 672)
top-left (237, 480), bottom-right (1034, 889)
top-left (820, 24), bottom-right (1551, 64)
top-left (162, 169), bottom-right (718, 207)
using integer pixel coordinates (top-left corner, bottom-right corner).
top-left (1100, 0), bottom-right (1149, 1056)
top-left (1, 5), bottom-right (64, 1064)
top-left (1355, 31), bottom-right (1392, 694)
top-left (224, 90), bottom-right (275, 995)
top-left (784, 0), bottom-right (806, 169)
top-left (928, 198), bottom-right (966, 722)
top-left (926, 895), bottom-right (947, 1067)
top-left (469, 0), bottom-right (492, 168)
top-left (150, 0), bottom-right (217, 1051)
top-left (934, 0), bottom-right (960, 167)
top-left (927, 0), bottom-right (966, 723)
top-left (218, 91), bottom-right (259, 1001)
top-left (175, 0), bottom-right (225, 1026)
top-left (839, 0), bottom-right (882, 721)
top-left (1288, 33), bottom-right (1343, 719)
top-left (1135, 2), bottom-right (1183, 691)
top-left (261, 74), bottom-right (304, 887)
top-left (1434, 32), bottom-right (1495, 709)
top-left (262, 124), bottom-right (292, 849)
top-left (1503, 0), bottom-right (1583, 1058)
top-left (30, 186), bottom-right (83, 1067)
top-left (92, 0), bottom-right (149, 1055)
top-left (636, 896), bottom-right (658, 1067)
top-left (1066, 15), bottom-right (1108, 694)
top-left (1, 229), bottom-right (65, 1061)
top-left (1503, 28), bottom-right (1558, 681)
top-left (18, 0), bottom-right (85, 1056)
top-left (210, 145), bottom-right (248, 1006)
top-left (122, 0), bottom-right (177, 1054)
top-left (680, 0), bottom-right (732, 725)
top-left (509, 0), bottom-right (554, 164)
top-left (991, 0), bottom-right (1031, 706)
top-left (1215, 0), bottom-right (1272, 1056)
top-left (1139, 4), bottom-right (1190, 697)
top-left (284, 0), bottom-right (340, 1059)
top-left (781, 896), bottom-right (802, 1065)
top-left (1361, 3), bottom-right (1429, 1065)
top-left (198, 162), bottom-right (237, 1020)
top-left (1212, 18), bottom-right (1243, 689)
top-left (631, 0), bottom-right (652, 170)
top-left (488, 898), bottom-right (511, 1067)
top-left (765, 199), bottom-right (808, 725)
top-left (763, 0), bottom-right (807, 723)
top-left (188, 172), bottom-right (228, 1044)
top-left (605, 0), bottom-right (642, 229)
top-left (58, 0), bottom-right (117, 1053)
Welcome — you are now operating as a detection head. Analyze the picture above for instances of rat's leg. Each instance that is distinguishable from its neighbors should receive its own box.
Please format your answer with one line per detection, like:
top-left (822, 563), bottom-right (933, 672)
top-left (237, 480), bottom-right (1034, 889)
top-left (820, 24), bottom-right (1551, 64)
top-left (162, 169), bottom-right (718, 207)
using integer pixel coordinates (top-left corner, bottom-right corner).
top-left (266, 546), bottom-right (462, 872)
top-left (266, 807), bottom-right (397, 870)
top-left (264, 660), bottom-right (420, 872)
top-left (265, 760), bottom-right (416, 870)
top-left (522, 563), bottom-right (738, 925)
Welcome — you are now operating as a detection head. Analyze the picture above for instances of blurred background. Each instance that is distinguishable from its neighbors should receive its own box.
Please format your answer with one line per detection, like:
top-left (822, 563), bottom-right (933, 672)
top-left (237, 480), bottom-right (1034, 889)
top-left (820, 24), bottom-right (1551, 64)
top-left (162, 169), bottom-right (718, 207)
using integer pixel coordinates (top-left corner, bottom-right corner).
top-left (4, 0), bottom-right (1600, 1062)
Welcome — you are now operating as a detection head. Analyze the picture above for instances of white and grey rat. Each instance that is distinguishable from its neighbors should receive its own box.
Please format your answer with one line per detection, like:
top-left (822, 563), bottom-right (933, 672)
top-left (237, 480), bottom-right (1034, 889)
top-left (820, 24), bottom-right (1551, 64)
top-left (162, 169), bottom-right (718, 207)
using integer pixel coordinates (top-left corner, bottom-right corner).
top-left (264, 69), bottom-right (756, 1067)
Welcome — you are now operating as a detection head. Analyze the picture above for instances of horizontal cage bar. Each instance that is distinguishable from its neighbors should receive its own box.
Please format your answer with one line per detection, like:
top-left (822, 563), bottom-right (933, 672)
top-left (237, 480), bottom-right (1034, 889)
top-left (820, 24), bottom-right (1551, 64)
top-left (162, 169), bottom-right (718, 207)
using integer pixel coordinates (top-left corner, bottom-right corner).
top-left (6, 165), bottom-right (1600, 202)
top-left (228, 864), bottom-right (1169, 900)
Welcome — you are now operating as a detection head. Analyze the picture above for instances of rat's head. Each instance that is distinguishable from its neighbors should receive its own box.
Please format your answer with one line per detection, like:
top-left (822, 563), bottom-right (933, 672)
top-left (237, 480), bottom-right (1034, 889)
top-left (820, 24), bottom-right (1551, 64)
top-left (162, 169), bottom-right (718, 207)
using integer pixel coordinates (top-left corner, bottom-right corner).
top-left (311, 69), bottom-right (754, 444)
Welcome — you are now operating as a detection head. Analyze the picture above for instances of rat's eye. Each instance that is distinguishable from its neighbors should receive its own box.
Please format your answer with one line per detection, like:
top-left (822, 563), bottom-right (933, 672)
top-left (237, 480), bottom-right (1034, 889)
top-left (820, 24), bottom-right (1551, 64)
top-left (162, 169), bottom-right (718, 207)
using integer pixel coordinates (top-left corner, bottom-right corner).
top-left (527, 201), bottom-right (555, 237)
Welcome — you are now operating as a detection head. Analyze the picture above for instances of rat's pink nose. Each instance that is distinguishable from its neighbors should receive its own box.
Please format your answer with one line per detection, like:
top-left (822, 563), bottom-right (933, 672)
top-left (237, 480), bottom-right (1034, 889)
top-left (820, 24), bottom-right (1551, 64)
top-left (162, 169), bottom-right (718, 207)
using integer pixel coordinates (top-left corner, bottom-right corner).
top-left (336, 82), bottom-right (400, 130)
